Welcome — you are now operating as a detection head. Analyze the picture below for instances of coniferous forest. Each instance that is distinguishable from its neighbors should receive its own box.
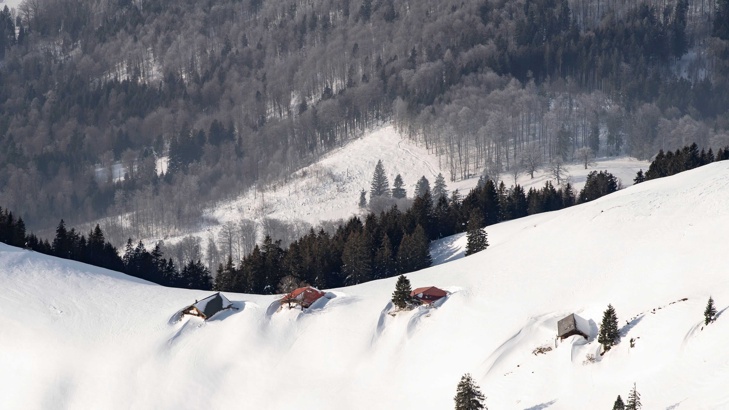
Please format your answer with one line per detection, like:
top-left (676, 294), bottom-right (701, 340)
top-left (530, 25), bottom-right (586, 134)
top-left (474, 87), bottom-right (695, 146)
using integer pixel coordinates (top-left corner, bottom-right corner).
top-left (1, 0), bottom-right (729, 242)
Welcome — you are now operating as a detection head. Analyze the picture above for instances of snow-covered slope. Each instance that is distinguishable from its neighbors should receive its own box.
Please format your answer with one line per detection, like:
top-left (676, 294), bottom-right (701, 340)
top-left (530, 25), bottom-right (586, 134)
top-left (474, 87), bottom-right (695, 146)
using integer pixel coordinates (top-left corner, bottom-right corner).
top-left (155, 125), bottom-right (648, 248)
top-left (3, 162), bottom-right (728, 409)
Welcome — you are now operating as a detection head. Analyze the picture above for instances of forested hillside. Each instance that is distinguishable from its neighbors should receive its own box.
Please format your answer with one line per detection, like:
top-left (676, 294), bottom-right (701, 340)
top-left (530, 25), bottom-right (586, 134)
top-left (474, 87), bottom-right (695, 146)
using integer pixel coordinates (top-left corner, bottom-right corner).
top-left (1, 0), bottom-right (728, 235)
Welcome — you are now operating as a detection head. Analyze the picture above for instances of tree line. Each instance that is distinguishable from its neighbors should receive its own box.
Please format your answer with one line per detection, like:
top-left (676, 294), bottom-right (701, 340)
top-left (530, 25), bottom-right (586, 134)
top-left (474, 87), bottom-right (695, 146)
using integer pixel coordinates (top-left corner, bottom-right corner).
top-left (0, 207), bottom-right (214, 289)
top-left (635, 142), bottom-right (729, 183)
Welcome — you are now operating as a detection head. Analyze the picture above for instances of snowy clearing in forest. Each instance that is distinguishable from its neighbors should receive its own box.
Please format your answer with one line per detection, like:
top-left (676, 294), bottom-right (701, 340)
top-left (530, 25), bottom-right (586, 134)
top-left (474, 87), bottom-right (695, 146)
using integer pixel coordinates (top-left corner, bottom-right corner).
top-left (156, 125), bottom-right (648, 250)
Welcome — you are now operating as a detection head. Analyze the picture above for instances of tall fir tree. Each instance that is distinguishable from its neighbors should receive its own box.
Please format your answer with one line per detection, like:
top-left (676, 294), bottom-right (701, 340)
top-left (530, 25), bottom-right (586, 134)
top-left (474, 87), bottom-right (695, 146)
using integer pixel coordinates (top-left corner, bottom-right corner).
top-left (391, 174), bottom-right (407, 199)
top-left (391, 274), bottom-right (414, 309)
top-left (626, 383), bottom-right (641, 410)
top-left (613, 395), bottom-right (625, 410)
top-left (374, 234), bottom-right (396, 279)
top-left (454, 373), bottom-right (486, 410)
top-left (397, 225), bottom-right (431, 273)
top-left (465, 209), bottom-right (488, 256)
top-left (370, 160), bottom-right (391, 198)
top-left (704, 296), bottom-right (717, 325)
top-left (341, 231), bottom-right (373, 285)
top-left (433, 172), bottom-right (449, 202)
top-left (598, 304), bottom-right (620, 352)
top-left (415, 176), bottom-right (431, 198)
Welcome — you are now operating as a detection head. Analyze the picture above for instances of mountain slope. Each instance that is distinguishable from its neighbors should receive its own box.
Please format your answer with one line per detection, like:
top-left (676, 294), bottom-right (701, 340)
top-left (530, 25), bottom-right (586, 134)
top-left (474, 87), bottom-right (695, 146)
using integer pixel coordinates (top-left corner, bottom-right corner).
top-left (2, 162), bottom-right (729, 409)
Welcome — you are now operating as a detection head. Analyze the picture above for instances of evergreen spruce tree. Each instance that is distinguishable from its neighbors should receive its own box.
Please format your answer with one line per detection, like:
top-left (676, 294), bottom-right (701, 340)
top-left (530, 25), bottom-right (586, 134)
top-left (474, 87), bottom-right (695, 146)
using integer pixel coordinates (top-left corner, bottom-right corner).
top-left (370, 160), bottom-right (391, 198)
top-left (633, 169), bottom-right (645, 184)
top-left (433, 172), bottom-right (449, 202)
top-left (359, 189), bottom-right (367, 208)
top-left (397, 225), bottom-right (432, 273)
top-left (415, 176), bottom-right (431, 198)
top-left (613, 395), bottom-right (625, 410)
top-left (626, 383), bottom-right (641, 410)
top-left (454, 373), bottom-right (486, 410)
top-left (598, 304), bottom-right (620, 352)
top-left (392, 174), bottom-right (407, 199)
top-left (704, 296), bottom-right (717, 325)
top-left (391, 274), bottom-right (413, 309)
top-left (374, 234), bottom-right (397, 279)
top-left (465, 209), bottom-right (488, 256)
top-left (341, 231), bottom-right (373, 285)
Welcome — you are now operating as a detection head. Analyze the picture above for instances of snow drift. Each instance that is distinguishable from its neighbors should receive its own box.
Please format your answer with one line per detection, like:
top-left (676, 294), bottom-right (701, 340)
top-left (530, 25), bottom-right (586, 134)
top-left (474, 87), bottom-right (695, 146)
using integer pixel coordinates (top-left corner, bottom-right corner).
top-left (2, 162), bottom-right (729, 409)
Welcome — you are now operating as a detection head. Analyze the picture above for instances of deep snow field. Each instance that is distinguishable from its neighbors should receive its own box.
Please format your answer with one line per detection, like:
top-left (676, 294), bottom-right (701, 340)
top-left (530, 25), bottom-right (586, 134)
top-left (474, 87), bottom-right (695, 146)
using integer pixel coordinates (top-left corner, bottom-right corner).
top-left (2, 161), bottom-right (729, 409)
top-left (153, 125), bottom-right (648, 250)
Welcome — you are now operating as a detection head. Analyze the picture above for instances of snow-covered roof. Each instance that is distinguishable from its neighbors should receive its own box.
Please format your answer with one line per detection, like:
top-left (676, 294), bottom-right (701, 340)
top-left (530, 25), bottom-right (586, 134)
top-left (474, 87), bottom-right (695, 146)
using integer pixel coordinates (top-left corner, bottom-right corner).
top-left (190, 293), bottom-right (232, 319)
top-left (557, 313), bottom-right (590, 339)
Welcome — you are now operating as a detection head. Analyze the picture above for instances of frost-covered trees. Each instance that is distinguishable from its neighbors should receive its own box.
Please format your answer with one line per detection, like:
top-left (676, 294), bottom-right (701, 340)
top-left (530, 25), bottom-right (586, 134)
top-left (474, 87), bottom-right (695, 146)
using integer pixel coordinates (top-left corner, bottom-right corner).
top-left (454, 373), bottom-right (486, 410)
top-left (626, 383), bottom-right (641, 410)
top-left (613, 395), bottom-right (625, 410)
top-left (433, 173), bottom-right (449, 202)
top-left (415, 176), bottom-right (431, 198)
top-left (391, 274), bottom-right (414, 309)
top-left (391, 174), bottom-right (407, 199)
top-left (598, 304), bottom-right (620, 352)
top-left (370, 160), bottom-right (391, 198)
top-left (465, 209), bottom-right (488, 256)
top-left (705, 296), bottom-right (717, 325)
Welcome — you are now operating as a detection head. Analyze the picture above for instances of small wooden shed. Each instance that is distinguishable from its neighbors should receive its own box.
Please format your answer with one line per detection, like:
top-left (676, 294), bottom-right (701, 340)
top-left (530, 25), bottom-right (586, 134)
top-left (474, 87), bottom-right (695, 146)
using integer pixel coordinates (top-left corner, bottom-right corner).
top-left (557, 313), bottom-right (590, 340)
top-left (411, 286), bottom-right (448, 305)
top-left (281, 286), bottom-right (326, 309)
top-left (182, 292), bottom-right (233, 320)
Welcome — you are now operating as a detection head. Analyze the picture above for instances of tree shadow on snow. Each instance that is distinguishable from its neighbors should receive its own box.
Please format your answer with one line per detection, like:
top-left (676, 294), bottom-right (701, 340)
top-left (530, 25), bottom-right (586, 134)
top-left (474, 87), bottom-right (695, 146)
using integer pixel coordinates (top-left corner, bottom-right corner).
top-left (715, 305), bottom-right (729, 320)
top-left (524, 399), bottom-right (557, 410)
top-left (619, 314), bottom-right (645, 338)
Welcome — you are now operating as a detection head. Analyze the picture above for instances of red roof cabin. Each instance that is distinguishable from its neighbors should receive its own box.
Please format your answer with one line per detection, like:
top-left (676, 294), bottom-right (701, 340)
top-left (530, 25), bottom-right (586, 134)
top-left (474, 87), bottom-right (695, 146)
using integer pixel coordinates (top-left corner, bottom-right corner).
top-left (281, 286), bottom-right (326, 309)
top-left (411, 286), bottom-right (448, 305)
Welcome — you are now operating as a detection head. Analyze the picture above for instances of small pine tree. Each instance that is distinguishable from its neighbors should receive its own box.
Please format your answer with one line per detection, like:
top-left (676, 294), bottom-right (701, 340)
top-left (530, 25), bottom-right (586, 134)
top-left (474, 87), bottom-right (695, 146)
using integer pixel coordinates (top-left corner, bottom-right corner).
top-left (704, 296), bottom-right (717, 325)
top-left (613, 395), bottom-right (625, 410)
top-left (598, 304), bottom-right (620, 352)
top-left (370, 160), bottom-right (391, 198)
top-left (633, 169), bottom-right (645, 184)
top-left (391, 274), bottom-right (413, 309)
top-left (465, 210), bottom-right (488, 256)
top-left (392, 174), bottom-right (407, 199)
top-left (359, 189), bottom-right (367, 208)
top-left (454, 373), bottom-right (486, 410)
top-left (625, 383), bottom-right (641, 410)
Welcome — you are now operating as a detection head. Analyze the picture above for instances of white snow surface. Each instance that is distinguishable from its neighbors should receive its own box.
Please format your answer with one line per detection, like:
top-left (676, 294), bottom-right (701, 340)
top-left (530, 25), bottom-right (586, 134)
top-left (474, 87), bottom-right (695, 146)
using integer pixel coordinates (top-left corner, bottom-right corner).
top-left (3, 162), bottom-right (729, 409)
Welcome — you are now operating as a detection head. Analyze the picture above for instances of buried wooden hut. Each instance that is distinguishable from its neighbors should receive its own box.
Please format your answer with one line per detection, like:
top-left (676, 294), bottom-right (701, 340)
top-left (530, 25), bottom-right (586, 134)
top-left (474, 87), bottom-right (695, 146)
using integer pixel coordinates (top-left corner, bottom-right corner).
top-left (411, 286), bottom-right (448, 305)
top-left (182, 292), bottom-right (233, 320)
top-left (557, 313), bottom-right (590, 340)
top-left (281, 286), bottom-right (326, 309)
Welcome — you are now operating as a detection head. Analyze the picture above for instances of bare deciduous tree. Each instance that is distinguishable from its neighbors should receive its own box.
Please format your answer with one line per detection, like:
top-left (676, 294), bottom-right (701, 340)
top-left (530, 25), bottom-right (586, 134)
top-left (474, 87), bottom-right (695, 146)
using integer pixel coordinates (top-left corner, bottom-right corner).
top-left (522, 143), bottom-right (543, 179)
top-left (547, 157), bottom-right (570, 185)
top-left (575, 147), bottom-right (596, 169)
